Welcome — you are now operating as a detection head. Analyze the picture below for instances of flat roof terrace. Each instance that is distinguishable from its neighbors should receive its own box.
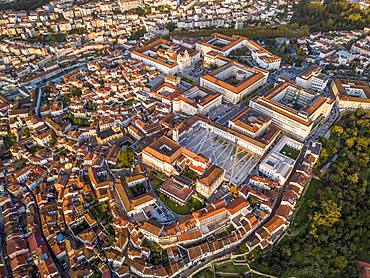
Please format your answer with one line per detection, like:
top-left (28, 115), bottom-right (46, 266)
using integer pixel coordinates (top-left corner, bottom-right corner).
top-left (237, 108), bottom-right (271, 126)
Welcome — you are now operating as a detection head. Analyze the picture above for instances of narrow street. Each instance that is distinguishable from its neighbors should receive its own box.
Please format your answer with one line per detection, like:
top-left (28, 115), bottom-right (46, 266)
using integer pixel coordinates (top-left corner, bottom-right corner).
top-left (0, 217), bottom-right (12, 278)
top-left (24, 187), bottom-right (65, 276)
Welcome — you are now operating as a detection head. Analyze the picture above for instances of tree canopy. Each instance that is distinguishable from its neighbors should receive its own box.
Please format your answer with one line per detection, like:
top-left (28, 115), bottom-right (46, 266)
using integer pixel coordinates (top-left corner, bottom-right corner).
top-left (117, 148), bottom-right (134, 168)
top-left (291, 0), bottom-right (370, 32)
top-left (0, 0), bottom-right (50, 11)
top-left (254, 109), bottom-right (370, 277)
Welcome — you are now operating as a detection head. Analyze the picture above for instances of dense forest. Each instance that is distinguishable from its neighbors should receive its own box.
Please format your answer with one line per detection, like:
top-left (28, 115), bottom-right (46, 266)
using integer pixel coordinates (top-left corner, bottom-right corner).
top-left (254, 109), bottom-right (370, 278)
top-left (0, 0), bottom-right (50, 10)
top-left (292, 0), bottom-right (370, 31)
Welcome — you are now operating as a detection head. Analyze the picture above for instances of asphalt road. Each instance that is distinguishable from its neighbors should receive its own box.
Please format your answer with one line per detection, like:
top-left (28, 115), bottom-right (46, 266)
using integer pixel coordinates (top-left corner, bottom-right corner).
top-left (307, 106), bottom-right (339, 142)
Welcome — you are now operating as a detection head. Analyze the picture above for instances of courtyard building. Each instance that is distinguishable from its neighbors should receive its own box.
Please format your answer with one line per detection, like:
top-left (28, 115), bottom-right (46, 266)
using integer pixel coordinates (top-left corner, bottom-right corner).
top-left (196, 33), bottom-right (248, 57)
top-left (331, 79), bottom-right (370, 111)
top-left (250, 81), bottom-right (334, 141)
top-left (200, 62), bottom-right (268, 104)
top-left (131, 39), bottom-right (201, 75)
top-left (172, 86), bottom-right (222, 116)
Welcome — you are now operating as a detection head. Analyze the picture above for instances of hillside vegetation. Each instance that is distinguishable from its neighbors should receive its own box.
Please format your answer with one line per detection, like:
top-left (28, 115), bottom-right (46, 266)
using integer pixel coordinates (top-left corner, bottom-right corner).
top-left (292, 0), bottom-right (370, 31)
top-left (253, 109), bottom-right (370, 277)
top-left (0, 0), bottom-right (50, 11)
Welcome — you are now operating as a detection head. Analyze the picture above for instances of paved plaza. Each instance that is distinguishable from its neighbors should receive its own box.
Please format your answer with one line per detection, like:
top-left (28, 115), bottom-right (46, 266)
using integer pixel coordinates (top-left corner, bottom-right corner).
top-left (182, 126), bottom-right (260, 184)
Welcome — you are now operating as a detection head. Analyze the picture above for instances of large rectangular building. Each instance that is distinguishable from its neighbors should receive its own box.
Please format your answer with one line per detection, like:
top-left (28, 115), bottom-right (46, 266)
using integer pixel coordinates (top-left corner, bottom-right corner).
top-left (195, 33), bottom-right (248, 56)
top-left (250, 81), bottom-right (334, 141)
top-left (131, 39), bottom-right (200, 75)
top-left (172, 86), bottom-right (222, 116)
top-left (295, 66), bottom-right (329, 92)
top-left (259, 136), bottom-right (303, 184)
top-left (331, 79), bottom-right (370, 111)
top-left (200, 62), bottom-right (268, 104)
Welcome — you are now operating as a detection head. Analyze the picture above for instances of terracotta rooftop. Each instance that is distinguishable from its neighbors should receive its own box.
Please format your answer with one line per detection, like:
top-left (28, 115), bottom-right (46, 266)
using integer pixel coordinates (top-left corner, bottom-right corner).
top-left (202, 62), bottom-right (266, 94)
top-left (333, 78), bottom-right (370, 103)
top-left (198, 165), bottom-right (224, 187)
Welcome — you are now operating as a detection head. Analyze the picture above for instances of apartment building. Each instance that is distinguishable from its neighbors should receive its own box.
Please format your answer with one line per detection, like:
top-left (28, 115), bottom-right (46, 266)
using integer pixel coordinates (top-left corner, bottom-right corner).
top-left (295, 66), bottom-right (329, 92)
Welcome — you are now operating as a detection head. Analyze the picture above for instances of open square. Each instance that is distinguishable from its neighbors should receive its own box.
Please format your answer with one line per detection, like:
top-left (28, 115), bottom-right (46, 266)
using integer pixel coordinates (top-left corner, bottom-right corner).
top-left (181, 126), bottom-right (260, 184)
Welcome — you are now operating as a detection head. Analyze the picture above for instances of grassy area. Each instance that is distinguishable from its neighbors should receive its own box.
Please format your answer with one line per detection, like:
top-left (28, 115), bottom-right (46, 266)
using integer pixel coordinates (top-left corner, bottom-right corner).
top-left (193, 267), bottom-right (214, 278)
top-left (150, 174), bottom-right (164, 190)
top-left (290, 178), bottom-right (321, 234)
top-left (279, 144), bottom-right (300, 160)
top-left (182, 76), bottom-right (195, 85)
top-left (215, 261), bottom-right (250, 275)
top-left (158, 194), bottom-right (204, 215)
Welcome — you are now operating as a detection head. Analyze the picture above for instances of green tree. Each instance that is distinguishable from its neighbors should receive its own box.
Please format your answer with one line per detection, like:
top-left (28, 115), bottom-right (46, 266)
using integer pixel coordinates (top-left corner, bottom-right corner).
top-left (1, 133), bottom-right (17, 149)
top-left (345, 138), bottom-right (355, 148)
top-left (117, 148), bottom-right (134, 168)
top-left (165, 22), bottom-right (176, 32)
top-left (70, 86), bottom-right (82, 97)
top-left (332, 125), bottom-right (344, 137)
top-left (181, 165), bottom-right (198, 181)
top-left (130, 28), bottom-right (146, 40)
top-left (346, 173), bottom-right (359, 184)
top-left (253, 110), bottom-right (370, 277)
top-left (311, 200), bottom-right (341, 228)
